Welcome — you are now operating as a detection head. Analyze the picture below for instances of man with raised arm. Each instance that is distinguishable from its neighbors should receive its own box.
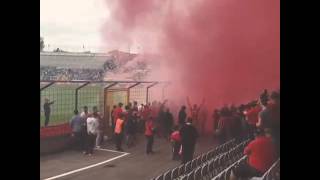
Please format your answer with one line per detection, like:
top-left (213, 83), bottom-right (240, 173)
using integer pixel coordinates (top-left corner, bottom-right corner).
top-left (186, 97), bottom-right (205, 132)
top-left (43, 98), bottom-right (54, 127)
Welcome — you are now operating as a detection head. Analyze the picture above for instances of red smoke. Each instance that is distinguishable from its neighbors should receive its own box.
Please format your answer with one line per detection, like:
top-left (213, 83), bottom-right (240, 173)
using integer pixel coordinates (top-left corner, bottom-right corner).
top-left (102, 0), bottom-right (280, 115)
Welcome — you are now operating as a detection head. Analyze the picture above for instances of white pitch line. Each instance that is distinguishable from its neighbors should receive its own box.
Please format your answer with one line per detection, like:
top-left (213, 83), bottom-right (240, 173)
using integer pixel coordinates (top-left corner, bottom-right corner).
top-left (94, 148), bottom-right (128, 154)
top-left (43, 152), bottom-right (129, 180)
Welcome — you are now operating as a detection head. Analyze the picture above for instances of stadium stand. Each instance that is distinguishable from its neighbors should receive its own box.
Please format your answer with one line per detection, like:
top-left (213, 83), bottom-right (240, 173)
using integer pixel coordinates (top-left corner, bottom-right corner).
top-left (40, 52), bottom-right (117, 81)
top-left (151, 138), bottom-right (251, 180)
top-left (260, 159), bottom-right (280, 180)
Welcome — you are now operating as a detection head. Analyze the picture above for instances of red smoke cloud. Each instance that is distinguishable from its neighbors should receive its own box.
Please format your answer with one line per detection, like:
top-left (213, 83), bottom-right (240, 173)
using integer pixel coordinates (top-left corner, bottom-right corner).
top-left (102, 0), bottom-right (280, 110)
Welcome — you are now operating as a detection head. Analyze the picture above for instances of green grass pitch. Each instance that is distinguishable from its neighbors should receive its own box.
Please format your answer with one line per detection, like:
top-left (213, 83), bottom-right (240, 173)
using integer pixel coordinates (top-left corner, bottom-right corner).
top-left (40, 85), bottom-right (103, 127)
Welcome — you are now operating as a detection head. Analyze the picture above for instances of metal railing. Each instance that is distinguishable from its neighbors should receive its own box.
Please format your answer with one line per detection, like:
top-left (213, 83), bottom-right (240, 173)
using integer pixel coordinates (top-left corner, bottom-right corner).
top-left (40, 80), bottom-right (169, 127)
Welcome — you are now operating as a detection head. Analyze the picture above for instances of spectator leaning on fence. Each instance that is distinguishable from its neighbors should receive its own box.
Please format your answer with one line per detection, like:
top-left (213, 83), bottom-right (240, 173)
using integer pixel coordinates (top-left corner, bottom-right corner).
top-left (43, 98), bottom-right (54, 127)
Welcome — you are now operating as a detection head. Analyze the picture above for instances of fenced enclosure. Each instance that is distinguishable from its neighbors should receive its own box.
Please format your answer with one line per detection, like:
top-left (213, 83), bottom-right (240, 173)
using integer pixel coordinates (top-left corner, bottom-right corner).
top-left (40, 80), bottom-right (169, 129)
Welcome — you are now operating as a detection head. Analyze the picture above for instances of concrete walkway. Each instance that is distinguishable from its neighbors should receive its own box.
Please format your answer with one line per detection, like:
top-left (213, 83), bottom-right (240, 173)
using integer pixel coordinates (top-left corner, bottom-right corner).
top-left (40, 134), bottom-right (219, 180)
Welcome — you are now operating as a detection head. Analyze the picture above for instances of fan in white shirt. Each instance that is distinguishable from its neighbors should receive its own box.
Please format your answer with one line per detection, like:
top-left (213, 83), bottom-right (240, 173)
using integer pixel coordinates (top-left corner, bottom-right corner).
top-left (87, 116), bottom-right (99, 135)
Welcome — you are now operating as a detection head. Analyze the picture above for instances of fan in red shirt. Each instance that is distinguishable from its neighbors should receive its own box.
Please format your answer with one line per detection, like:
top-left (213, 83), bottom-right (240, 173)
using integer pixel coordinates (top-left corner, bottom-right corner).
top-left (141, 104), bottom-right (151, 121)
top-left (170, 125), bottom-right (182, 160)
top-left (230, 129), bottom-right (278, 180)
top-left (215, 106), bottom-right (233, 144)
top-left (245, 104), bottom-right (262, 125)
top-left (151, 101), bottom-right (160, 119)
top-left (145, 117), bottom-right (155, 154)
top-left (244, 103), bottom-right (262, 138)
top-left (113, 103), bottom-right (123, 123)
top-left (137, 104), bottom-right (150, 133)
top-left (186, 97), bottom-right (205, 132)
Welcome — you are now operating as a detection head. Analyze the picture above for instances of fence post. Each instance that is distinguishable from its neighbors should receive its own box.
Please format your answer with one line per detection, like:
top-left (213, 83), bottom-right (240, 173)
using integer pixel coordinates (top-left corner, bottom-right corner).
top-left (127, 82), bottom-right (141, 103)
top-left (103, 82), bottom-right (118, 137)
top-left (40, 91), bottom-right (41, 127)
top-left (146, 82), bottom-right (159, 104)
top-left (161, 82), bottom-right (170, 101)
top-left (75, 82), bottom-right (90, 111)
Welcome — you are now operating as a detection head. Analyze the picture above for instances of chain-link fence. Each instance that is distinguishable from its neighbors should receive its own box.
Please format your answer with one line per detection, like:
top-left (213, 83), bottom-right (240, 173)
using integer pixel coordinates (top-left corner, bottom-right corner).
top-left (40, 80), bottom-right (168, 129)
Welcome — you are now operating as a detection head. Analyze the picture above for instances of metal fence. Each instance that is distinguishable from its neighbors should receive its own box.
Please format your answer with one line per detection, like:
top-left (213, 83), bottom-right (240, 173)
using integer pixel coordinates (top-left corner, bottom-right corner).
top-left (40, 80), bottom-right (169, 129)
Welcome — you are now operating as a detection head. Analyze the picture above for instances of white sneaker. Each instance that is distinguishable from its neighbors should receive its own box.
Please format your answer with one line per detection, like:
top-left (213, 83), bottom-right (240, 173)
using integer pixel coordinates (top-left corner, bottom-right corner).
top-left (96, 146), bottom-right (101, 149)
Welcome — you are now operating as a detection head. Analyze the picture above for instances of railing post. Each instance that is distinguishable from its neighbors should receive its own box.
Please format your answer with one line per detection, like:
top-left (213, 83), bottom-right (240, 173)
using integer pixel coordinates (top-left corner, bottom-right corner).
top-left (127, 82), bottom-right (141, 103)
top-left (103, 82), bottom-right (118, 136)
top-left (75, 82), bottom-right (90, 111)
top-left (161, 82), bottom-right (170, 101)
top-left (40, 90), bottom-right (41, 128)
top-left (103, 83), bottom-right (118, 115)
top-left (146, 82), bottom-right (159, 104)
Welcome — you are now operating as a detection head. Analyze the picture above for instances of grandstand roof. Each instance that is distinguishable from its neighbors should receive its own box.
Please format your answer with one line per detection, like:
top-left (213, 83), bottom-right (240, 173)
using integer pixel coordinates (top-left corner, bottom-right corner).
top-left (107, 50), bottom-right (138, 65)
top-left (40, 52), bottom-right (113, 69)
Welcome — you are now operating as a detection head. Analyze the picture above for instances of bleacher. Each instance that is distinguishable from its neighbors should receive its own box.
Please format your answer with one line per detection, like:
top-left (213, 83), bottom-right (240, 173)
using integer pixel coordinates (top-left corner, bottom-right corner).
top-left (151, 138), bottom-right (251, 180)
top-left (40, 52), bottom-right (117, 81)
top-left (260, 159), bottom-right (280, 180)
top-left (151, 134), bottom-right (280, 180)
top-left (212, 157), bottom-right (280, 180)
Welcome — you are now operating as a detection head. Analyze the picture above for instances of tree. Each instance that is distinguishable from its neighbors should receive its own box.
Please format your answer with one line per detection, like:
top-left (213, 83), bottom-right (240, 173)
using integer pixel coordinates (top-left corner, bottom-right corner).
top-left (40, 37), bottom-right (44, 52)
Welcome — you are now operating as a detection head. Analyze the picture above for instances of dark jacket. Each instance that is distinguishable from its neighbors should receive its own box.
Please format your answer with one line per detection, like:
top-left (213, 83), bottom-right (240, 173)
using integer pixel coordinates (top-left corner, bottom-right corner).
top-left (178, 110), bottom-right (187, 125)
top-left (125, 111), bottom-right (135, 134)
top-left (165, 111), bottom-right (174, 129)
top-left (180, 123), bottom-right (199, 146)
top-left (43, 102), bottom-right (54, 114)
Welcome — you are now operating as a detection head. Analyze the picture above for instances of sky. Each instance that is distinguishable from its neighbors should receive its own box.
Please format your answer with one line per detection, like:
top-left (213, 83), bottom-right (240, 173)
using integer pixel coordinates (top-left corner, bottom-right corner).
top-left (40, 0), bottom-right (109, 52)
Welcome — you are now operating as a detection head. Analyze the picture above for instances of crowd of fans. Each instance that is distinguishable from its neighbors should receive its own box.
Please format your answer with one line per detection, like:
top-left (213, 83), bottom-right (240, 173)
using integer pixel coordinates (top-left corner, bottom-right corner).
top-left (210, 89), bottom-right (280, 179)
top-left (69, 106), bottom-right (105, 155)
top-left (40, 66), bottom-right (104, 81)
top-left (40, 59), bottom-right (117, 81)
top-left (68, 88), bottom-right (280, 179)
